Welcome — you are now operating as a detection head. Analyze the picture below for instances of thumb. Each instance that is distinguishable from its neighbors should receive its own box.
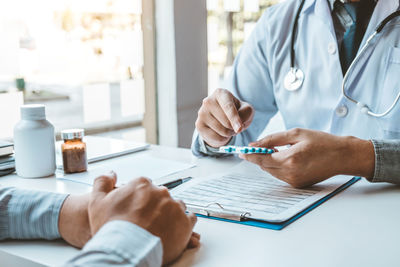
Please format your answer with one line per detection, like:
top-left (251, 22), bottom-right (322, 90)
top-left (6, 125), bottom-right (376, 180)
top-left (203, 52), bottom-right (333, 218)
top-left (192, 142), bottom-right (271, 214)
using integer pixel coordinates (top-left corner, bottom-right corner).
top-left (92, 171), bottom-right (117, 200)
top-left (251, 129), bottom-right (302, 147)
top-left (238, 102), bottom-right (254, 129)
top-left (188, 212), bottom-right (198, 229)
top-left (216, 90), bottom-right (243, 133)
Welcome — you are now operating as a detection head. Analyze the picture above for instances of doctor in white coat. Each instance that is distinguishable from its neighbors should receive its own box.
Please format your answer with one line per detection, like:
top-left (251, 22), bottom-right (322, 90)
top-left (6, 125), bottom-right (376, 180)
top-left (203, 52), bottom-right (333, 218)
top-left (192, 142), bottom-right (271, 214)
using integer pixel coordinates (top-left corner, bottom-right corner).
top-left (192, 0), bottom-right (400, 187)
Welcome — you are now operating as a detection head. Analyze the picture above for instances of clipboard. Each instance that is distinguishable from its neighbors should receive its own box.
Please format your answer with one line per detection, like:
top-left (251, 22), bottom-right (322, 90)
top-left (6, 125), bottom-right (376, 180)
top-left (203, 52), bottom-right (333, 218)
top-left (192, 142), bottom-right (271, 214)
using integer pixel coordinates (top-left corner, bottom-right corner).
top-left (194, 177), bottom-right (361, 230)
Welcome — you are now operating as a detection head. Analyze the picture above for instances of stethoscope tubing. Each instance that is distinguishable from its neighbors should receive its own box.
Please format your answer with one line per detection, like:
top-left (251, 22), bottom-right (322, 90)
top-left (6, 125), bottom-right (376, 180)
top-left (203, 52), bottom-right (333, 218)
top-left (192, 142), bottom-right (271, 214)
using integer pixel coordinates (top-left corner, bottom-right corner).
top-left (287, 1), bottom-right (400, 118)
top-left (290, 0), bottom-right (306, 69)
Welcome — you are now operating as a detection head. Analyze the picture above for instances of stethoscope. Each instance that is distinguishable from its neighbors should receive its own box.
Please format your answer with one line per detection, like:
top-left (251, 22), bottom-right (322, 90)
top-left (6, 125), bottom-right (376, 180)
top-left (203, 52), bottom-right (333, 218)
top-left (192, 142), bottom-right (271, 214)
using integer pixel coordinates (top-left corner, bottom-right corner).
top-left (284, 0), bottom-right (400, 117)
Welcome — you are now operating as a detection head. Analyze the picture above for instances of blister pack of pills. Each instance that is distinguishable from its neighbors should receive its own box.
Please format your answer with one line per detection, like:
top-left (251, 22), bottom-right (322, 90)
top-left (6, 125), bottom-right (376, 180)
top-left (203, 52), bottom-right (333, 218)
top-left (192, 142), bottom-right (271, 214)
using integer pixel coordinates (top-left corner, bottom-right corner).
top-left (219, 145), bottom-right (274, 154)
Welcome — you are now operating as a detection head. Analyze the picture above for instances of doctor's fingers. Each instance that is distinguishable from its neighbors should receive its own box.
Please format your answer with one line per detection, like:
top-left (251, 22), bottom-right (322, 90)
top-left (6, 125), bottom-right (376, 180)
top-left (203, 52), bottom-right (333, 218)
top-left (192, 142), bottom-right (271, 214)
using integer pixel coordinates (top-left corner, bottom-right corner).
top-left (240, 152), bottom-right (286, 169)
top-left (237, 102), bottom-right (255, 127)
top-left (240, 155), bottom-right (301, 187)
top-left (250, 128), bottom-right (305, 147)
top-left (259, 167), bottom-right (296, 187)
top-left (197, 125), bottom-right (232, 147)
top-left (200, 113), bottom-right (236, 138)
top-left (201, 97), bottom-right (234, 130)
top-left (215, 91), bottom-right (243, 133)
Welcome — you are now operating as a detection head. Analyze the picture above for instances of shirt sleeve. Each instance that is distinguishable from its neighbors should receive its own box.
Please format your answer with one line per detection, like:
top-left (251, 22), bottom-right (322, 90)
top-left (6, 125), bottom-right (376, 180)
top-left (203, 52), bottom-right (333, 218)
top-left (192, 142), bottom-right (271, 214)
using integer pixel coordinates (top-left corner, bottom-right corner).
top-left (369, 139), bottom-right (400, 184)
top-left (191, 11), bottom-right (278, 157)
top-left (191, 130), bottom-right (236, 157)
top-left (64, 220), bottom-right (163, 267)
top-left (0, 187), bottom-right (68, 240)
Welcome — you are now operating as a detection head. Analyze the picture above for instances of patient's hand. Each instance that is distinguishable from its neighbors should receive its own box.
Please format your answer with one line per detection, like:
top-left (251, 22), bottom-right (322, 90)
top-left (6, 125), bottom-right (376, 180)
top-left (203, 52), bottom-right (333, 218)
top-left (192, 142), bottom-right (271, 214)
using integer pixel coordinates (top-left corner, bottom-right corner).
top-left (88, 172), bottom-right (199, 265)
top-left (59, 193), bottom-right (91, 248)
top-left (240, 128), bottom-right (375, 188)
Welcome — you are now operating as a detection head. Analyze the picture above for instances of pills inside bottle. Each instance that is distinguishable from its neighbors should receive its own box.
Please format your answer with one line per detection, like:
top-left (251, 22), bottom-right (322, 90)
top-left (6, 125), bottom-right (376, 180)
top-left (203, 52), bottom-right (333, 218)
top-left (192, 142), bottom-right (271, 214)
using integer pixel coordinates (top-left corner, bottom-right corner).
top-left (61, 129), bottom-right (87, 173)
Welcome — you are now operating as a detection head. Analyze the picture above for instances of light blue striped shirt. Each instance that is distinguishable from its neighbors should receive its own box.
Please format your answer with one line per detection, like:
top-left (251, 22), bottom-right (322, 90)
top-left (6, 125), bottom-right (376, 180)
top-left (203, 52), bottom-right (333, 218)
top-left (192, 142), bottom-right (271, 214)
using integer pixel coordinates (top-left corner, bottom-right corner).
top-left (0, 187), bottom-right (163, 267)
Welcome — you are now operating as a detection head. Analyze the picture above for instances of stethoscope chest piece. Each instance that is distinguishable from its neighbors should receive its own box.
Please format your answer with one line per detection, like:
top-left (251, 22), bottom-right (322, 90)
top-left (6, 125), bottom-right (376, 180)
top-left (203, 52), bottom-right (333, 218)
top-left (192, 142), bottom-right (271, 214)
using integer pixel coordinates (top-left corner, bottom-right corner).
top-left (284, 67), bottom-right (304, 91)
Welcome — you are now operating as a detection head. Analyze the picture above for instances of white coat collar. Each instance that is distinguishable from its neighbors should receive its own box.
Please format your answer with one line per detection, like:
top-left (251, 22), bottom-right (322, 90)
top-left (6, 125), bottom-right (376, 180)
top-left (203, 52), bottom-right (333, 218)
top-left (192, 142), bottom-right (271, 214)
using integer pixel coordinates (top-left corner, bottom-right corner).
top-left (360, 0), bottom-right (400, 47)
top-left (301, 0), bottom-right (399, 15)
top-left (300, 0), bottom-right (400, 39)
top-left (327, 0), bottom-right (379, 11)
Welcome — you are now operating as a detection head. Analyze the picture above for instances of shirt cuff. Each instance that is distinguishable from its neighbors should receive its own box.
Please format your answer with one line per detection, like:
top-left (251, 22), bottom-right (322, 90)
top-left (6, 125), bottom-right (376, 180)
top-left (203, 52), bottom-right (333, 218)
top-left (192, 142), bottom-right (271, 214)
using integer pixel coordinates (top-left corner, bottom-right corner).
top-left (80, 220), bottom-right (162, 267)
top-left (0, 187), bottom-right (68, 240)
top-left (369, 139), bottom-right (400, 184)
top-left (198, 135), bottom-right (235, 157)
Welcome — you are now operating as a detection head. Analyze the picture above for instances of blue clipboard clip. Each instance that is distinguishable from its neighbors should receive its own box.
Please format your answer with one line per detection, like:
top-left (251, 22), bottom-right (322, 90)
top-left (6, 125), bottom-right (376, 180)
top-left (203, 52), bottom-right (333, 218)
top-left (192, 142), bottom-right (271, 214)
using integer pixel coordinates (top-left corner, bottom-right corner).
top-left (187, 203), bottom-right (251, 221)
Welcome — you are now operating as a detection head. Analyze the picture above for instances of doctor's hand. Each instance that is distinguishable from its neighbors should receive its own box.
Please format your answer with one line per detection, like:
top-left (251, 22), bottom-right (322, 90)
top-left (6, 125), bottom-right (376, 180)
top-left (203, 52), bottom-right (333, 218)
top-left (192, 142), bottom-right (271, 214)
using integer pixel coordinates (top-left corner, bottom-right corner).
top-left (196, 88), bottom-right (254, 148)
top-left (240, 128), bottom-right (375, 188)
top-left (88, 173), bottom-right (199, 265)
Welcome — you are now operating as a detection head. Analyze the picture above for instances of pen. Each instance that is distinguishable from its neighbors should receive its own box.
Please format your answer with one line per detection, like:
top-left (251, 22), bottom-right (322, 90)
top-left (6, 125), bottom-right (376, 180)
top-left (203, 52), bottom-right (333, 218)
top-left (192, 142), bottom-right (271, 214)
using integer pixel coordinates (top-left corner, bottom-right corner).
top-left (161, 177), bottom-right (192, 190)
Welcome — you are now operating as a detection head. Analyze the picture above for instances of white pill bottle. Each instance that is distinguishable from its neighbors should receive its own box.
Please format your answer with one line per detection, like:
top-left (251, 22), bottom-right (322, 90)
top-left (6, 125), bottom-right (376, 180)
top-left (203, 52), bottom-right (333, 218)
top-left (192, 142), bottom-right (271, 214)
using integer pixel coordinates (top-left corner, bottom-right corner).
top-left (14, 104), bottom-right (56, 178)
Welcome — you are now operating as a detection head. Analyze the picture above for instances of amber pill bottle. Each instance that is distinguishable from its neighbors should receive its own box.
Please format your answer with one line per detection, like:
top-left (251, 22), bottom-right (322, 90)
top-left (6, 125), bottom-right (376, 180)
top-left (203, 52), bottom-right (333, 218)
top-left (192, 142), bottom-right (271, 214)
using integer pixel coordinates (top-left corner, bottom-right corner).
top-left (61, 129), bottom-right (87, 173)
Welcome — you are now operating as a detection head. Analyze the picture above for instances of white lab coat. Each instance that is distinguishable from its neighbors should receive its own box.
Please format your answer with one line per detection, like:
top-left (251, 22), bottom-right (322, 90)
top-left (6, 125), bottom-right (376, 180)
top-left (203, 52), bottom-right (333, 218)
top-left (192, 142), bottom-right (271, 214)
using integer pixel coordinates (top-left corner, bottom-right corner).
top-left (192, 0), bottom-right (400, 155)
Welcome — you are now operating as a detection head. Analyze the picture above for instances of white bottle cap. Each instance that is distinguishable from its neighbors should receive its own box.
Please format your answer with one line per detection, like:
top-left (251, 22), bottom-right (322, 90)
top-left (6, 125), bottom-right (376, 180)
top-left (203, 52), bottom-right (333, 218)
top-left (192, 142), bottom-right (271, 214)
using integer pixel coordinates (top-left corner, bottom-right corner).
top-left (61, 129), bottom-right (85, 140)
top-left (20, 104), bottom-right (46, 120)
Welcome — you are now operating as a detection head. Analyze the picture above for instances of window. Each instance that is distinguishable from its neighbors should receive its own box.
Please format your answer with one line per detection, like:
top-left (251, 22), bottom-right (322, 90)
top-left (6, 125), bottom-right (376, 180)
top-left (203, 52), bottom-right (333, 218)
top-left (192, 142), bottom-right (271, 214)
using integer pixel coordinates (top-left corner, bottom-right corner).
top-left (207, 0), bottom-right (280, 94)
top-left (206, 0), bottom-right (285, 134)
top-left (0, 0), bottom-right (148, 141)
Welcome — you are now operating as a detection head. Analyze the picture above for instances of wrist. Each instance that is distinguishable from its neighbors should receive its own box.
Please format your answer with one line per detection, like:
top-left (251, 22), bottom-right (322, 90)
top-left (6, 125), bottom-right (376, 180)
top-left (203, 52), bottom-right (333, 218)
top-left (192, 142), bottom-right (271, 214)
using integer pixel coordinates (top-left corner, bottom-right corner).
top-left (204, 137), bottom-right (232, 148)
top-left (340, 136), bottom-right (375, 178)
top-left (205, 137), bottom-right (232, 149)
top-left (59, 194), bottom-right (92, 248)
top-left (82, 220), bottom-right (162, 267)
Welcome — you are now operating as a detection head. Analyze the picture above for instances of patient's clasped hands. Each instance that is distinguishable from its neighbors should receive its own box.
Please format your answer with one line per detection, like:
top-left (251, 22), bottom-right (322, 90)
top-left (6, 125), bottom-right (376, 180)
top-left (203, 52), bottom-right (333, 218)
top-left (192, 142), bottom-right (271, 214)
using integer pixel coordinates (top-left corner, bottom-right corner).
top-left (58, 172), bottom-right (200, 265)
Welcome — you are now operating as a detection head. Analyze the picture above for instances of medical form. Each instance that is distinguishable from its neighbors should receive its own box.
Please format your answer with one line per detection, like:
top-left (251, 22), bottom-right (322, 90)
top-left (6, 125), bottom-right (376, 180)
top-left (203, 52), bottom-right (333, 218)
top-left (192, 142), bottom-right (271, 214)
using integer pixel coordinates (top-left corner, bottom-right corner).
top-left (172, 161), bottom-right (355, 223)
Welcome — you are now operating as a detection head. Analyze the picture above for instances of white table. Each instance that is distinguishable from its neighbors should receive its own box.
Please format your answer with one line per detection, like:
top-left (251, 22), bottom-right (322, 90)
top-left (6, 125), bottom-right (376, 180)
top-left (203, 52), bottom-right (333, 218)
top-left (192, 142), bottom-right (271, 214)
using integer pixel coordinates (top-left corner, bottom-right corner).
top-left (1, 144), bottom-right (400, 267)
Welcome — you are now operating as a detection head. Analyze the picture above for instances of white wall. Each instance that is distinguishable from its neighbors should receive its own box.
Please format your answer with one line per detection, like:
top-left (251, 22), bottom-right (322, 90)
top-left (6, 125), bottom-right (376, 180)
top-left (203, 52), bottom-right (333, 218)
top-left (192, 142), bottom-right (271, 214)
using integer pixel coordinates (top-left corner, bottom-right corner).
top-left (155, 0), bottom-right (208, 148)
top-left (155, 0), bottom-right (178, 146)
